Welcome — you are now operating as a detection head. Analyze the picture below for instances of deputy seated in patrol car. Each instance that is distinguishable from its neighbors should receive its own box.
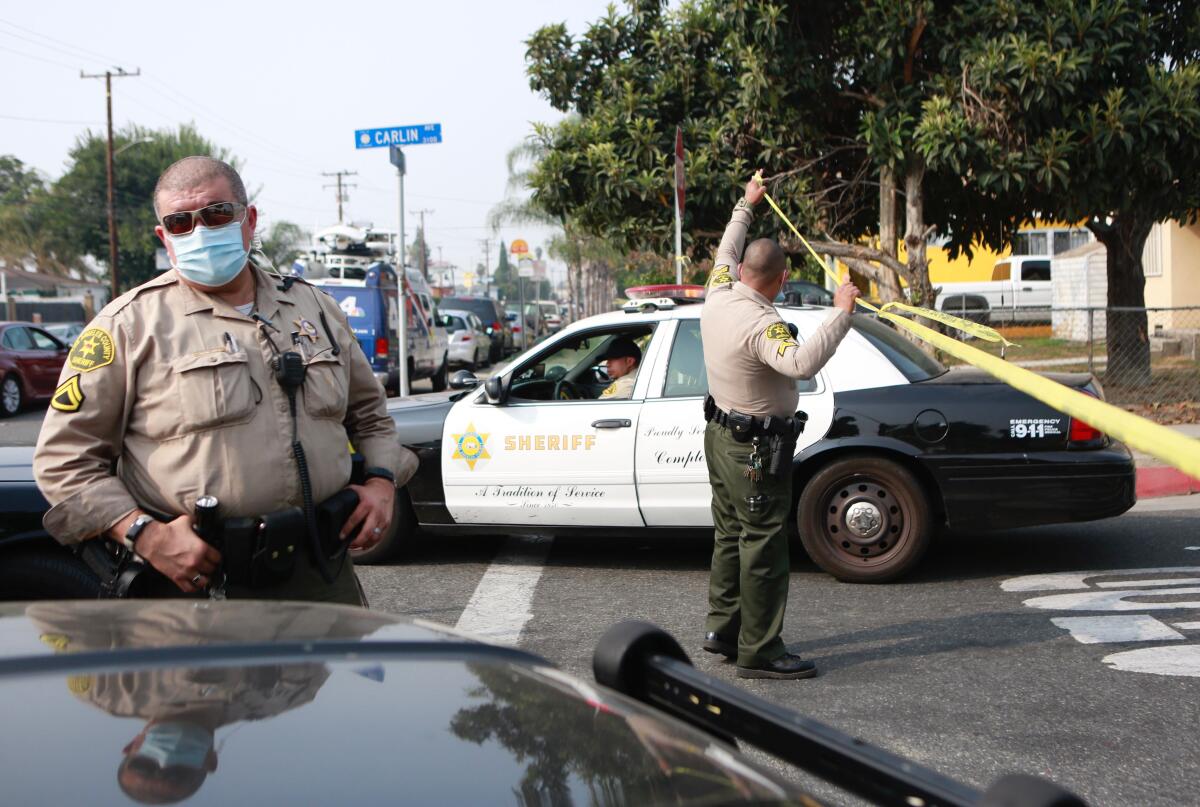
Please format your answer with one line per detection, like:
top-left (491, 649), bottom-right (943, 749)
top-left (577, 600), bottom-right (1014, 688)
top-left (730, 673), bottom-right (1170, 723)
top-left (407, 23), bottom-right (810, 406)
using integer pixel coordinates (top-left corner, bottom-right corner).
top-left (598, 337), bottom-right (641, 400)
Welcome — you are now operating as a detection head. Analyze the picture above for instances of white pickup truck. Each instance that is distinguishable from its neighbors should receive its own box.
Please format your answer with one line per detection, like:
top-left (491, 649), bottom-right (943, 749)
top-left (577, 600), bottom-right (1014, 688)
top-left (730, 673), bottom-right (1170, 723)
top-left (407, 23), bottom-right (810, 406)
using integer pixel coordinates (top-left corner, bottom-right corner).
top-left (935, 255), bottom-right (1052, 324)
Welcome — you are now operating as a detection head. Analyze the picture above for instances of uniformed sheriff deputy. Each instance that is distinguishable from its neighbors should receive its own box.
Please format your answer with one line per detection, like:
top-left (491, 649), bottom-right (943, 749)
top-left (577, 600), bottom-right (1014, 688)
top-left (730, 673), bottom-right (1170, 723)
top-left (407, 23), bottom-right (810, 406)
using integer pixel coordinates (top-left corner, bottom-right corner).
top-left (33, 156), bottom-right (417, 604)
top-left (598, 337), bottom-right (641, 399)
top-left (700, 175), bottom-right (859, 679)
top-left (27, 601), bottom-right (396, 803)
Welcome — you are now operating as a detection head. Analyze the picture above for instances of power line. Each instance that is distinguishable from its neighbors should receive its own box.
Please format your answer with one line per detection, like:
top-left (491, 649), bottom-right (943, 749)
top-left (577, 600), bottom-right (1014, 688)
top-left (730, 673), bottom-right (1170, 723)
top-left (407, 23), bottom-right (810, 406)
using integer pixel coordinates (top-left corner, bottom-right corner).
top-left (0, 112), bottom-right (103, 125)
top-left (0, 17), bottom-right (123, 65)
top-left (0, 42), bottom-right (78, 70)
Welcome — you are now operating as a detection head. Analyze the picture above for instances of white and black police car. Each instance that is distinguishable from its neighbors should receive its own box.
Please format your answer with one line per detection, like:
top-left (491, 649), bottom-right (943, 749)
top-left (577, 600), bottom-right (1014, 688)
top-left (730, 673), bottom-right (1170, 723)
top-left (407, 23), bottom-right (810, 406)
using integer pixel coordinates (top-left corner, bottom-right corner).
top-left (367, 285), bottom-right (1134, 582)
top-left (0, 286), bottom-right (1134, 595)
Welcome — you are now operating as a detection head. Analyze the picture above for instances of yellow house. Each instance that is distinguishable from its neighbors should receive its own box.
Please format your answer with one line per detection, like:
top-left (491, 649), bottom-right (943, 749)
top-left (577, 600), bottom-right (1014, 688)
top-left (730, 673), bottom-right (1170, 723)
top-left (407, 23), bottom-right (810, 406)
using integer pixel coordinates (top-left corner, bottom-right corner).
top-left (1143, 220), bottom-right (1200, 322)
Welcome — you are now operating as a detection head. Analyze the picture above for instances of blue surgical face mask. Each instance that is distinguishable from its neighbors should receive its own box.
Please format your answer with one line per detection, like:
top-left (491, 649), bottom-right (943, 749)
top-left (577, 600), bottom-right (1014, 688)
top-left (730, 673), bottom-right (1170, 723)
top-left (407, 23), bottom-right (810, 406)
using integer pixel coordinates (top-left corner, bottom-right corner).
top-left (134, 722), bottom-right (213, 770)
top-left (167, 219), bottom-right (250, 288)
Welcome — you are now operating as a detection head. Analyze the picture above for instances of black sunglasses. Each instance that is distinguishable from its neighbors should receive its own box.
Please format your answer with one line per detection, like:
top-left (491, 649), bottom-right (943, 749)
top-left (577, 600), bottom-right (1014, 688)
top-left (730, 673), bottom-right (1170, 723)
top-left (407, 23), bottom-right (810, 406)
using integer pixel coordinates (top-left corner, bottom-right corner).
top-left (160, 202), bottom-right (246, 237)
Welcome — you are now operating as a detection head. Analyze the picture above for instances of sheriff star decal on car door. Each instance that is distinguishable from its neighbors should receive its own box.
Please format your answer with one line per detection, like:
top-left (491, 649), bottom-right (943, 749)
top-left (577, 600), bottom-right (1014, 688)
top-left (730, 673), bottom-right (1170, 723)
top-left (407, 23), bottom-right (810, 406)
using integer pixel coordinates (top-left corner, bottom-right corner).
top-left (451, 423), bottom-right (491, 470)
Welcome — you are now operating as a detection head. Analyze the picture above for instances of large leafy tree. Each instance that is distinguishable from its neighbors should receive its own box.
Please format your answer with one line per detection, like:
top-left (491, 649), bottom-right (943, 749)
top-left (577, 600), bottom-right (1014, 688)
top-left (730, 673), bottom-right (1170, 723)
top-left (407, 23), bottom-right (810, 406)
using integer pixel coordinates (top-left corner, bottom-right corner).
top-left (915, 0), bottom-right (1200, 384)
top-left (259, 220), bottom-right (310, 271)
top-left (522, 0), bottom-right (1041, 324)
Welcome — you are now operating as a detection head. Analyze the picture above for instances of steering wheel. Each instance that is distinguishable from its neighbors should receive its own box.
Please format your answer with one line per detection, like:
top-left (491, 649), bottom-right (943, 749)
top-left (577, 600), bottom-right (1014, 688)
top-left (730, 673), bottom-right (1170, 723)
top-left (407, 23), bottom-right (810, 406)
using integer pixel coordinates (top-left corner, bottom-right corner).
top-left (553, 379), bottom-right (581, 401)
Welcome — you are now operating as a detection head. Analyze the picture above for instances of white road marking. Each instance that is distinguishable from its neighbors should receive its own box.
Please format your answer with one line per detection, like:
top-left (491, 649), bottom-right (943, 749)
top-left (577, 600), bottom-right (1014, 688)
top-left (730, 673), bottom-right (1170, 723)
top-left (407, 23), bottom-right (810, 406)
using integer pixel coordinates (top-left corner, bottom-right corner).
top-left (1002, 567), bottom-right (1200, 592)
top-left (1051, 615), bottom-right (1185, 644)
top-left (1003, 567), bottom-right (1200, 678)
top-left (1095, 577), bottom-right (1200, 588)
top-left (1024, 588), bottom-right (1200, 612)
top-left (1103, 646), bottom-right (1200, 678)
top-left (455, 535), bottom-right (552, 645)
top-left (1187, 547), bottom-right (1200, 551)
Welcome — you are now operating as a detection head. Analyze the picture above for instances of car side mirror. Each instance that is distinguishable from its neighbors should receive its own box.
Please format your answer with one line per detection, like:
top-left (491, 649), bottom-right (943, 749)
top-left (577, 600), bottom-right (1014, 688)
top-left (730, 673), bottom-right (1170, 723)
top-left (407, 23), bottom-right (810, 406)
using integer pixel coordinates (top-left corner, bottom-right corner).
top-left (783, 291), bottom-right (803, 306)
top-left (450, 369), bottom-right (481, 390)
top-left (484, 374), bottom-right (508, 405)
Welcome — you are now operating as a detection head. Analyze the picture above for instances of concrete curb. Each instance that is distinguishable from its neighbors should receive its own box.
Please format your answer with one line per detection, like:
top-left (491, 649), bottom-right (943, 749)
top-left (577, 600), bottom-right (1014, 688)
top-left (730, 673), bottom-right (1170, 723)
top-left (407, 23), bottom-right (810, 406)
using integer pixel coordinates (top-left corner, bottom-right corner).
top-left (1136, 466), bottom-right (1200, 499)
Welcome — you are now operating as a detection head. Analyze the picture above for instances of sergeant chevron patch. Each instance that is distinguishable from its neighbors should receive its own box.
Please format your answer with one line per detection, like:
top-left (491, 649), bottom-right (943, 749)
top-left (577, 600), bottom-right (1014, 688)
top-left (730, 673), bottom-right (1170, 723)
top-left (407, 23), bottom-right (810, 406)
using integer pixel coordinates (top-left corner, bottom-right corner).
top-left (50, 374), bottom-right (85, 413)
top-left (764, 322), bottom-right (798, 357)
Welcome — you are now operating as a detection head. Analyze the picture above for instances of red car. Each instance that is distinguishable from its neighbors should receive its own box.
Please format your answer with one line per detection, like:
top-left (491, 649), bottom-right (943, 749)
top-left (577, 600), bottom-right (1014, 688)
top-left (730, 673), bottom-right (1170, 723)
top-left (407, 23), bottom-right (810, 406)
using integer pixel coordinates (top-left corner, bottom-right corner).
top-left (0, 322), bottom-right (69, 417)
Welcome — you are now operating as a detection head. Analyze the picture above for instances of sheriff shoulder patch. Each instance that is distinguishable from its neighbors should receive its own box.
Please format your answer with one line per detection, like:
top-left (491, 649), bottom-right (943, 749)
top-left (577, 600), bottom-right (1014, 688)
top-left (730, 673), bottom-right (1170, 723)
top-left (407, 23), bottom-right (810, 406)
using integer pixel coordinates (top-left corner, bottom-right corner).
top-left (68, 328), bottom-right (115, 373)
top-left (50, 374), bottom-right (85, 413)
top-left (764, 321), bottom-right (798, 357)
top-left (707, 264), bottom-right (733, 288)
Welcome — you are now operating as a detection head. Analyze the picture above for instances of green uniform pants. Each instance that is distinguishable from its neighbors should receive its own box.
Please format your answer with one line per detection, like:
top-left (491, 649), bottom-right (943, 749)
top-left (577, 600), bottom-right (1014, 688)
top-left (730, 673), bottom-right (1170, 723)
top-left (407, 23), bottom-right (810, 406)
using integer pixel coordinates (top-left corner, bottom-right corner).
top-left (705, 421), bottom-right (793, 667)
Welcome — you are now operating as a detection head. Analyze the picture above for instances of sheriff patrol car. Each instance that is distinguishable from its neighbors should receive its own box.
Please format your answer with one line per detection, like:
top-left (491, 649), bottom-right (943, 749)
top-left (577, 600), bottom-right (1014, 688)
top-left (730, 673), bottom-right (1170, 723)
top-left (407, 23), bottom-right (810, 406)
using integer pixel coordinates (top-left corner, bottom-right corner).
top-left (362, 286), bottom-right (1136, 583)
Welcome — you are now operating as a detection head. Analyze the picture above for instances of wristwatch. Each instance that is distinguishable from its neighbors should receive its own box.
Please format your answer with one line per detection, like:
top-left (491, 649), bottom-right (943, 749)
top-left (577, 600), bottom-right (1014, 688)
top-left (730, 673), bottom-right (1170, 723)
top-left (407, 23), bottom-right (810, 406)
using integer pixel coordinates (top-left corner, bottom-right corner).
top-left (363, 466), bottom-right (396, 485)
top-left (122, 513), bottom-right (154, 551)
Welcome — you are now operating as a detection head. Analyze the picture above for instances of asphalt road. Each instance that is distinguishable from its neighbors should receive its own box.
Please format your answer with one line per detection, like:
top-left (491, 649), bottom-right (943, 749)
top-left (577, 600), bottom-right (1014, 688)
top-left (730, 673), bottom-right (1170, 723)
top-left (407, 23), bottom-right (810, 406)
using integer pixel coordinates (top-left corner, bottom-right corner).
top-left (9, 378), bottom-right (1199, 805)
top-left (356, 502), bottom-right (1200, 807)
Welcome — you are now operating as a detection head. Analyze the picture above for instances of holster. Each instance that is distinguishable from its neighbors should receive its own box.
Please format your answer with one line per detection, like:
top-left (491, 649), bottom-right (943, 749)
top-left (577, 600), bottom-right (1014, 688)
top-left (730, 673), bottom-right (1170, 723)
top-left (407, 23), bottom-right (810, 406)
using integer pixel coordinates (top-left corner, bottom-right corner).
top-left (316, 489), bottom-right (361, 559)
top-left (76, 540), bottom-right (152, 599)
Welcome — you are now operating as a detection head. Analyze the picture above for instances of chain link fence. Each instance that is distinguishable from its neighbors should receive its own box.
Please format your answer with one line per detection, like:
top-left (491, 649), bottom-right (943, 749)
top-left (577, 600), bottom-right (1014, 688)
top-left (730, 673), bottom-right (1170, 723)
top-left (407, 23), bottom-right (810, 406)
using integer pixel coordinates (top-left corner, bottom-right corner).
top-left (941, 304), bottom-right (1200, 411)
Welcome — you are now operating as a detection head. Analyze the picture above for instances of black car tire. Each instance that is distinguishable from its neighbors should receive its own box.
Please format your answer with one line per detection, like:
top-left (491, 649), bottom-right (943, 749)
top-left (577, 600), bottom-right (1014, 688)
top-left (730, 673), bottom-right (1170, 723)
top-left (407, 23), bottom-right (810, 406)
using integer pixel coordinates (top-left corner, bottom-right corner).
top-left (430, 354), bottom-right (448, 392)
top-left (0, 548), bottom-right (101, 600)
top-left (797, 455), bottom-right (932, 583)
top-left (350, 489), bottom-right (418, 565)
top-left (0, 374), bottom-right (23, 418)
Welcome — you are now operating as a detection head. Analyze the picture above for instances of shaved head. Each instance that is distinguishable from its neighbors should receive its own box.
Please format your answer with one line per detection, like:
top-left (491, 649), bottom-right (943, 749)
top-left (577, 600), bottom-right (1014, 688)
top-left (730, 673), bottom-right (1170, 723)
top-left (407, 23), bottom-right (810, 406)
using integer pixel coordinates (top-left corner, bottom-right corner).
top-left (153, 157), bottom-right (246, 218)
top-left (741, 238), bottom-right (787, 281)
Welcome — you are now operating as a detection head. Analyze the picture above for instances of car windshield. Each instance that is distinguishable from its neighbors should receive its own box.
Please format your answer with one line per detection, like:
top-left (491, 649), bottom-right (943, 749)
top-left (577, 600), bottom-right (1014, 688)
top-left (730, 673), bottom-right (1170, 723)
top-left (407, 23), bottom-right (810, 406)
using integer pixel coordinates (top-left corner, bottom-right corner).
top-left (850, 315), bottom-right (946, 382)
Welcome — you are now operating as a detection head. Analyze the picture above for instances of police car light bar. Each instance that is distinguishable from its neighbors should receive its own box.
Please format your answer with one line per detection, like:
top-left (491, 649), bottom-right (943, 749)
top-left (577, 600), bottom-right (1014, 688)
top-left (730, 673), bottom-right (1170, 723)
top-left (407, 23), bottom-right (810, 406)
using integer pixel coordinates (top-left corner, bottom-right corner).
top-left (622, 284), bottom-right (706, 313)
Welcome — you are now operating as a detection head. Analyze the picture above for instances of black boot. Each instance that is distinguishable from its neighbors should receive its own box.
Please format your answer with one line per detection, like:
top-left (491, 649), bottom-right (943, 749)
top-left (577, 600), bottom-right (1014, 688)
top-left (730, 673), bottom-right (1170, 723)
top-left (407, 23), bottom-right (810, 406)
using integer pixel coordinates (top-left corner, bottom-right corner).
top-left (702, 631), bottom-right (736, 659)
top-left (736, 653), bottom-right (818, 680)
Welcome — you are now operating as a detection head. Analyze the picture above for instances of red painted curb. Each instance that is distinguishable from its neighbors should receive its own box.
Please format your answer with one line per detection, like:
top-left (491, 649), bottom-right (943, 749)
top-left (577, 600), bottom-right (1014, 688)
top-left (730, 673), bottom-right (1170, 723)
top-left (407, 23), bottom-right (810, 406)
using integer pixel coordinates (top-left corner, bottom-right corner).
top-left (1137, 466), bottom-right (1200, 499)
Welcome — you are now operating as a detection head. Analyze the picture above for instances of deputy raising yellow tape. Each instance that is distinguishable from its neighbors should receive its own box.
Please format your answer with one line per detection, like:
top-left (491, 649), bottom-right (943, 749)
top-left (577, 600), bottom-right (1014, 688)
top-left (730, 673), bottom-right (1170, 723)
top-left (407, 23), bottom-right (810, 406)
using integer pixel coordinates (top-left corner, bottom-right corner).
top-left (753, 172), bottom-right (1200, 481)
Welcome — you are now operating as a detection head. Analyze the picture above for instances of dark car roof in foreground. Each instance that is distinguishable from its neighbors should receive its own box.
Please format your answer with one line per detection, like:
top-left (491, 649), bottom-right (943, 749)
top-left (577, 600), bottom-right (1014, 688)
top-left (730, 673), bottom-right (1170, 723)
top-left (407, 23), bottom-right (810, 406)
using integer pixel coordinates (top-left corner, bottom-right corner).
top-left (0, 600), bottom-right (802, 806)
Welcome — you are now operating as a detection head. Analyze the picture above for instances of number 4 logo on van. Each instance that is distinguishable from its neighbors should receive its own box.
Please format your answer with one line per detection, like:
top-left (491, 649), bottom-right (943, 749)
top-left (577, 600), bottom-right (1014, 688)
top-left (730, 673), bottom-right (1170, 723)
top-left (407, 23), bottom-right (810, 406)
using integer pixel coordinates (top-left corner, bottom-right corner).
top-left (339, 296), bottom-right (365, 318)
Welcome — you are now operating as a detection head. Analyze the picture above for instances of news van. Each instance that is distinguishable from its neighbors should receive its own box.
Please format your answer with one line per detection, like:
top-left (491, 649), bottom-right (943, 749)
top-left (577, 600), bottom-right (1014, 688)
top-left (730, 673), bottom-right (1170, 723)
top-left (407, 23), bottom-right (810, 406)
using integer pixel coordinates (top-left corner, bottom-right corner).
top-left (295, 226), bottom-right (449, 393)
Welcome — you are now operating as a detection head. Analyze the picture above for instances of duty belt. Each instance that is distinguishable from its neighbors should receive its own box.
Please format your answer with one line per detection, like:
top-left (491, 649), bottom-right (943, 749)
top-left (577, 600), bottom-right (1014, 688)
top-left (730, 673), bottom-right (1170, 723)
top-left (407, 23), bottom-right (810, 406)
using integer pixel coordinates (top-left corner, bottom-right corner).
top-left (703, 395), bottom-right (807, 440)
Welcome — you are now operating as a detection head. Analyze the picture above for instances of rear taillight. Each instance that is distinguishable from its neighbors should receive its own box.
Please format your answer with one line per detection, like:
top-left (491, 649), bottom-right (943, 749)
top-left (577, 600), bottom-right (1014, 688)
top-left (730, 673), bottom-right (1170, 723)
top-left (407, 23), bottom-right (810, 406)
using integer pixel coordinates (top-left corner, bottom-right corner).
top-left (459, 333), bottom-right (472, 342)
top-left (1068, 389), bottom-right (1104, 445)
top-left (512, 324), bottom-right (522, 333)
top-left (374, 337), bottom-right (388, 358)
top-left (492, 320), bottom-right (503, 331)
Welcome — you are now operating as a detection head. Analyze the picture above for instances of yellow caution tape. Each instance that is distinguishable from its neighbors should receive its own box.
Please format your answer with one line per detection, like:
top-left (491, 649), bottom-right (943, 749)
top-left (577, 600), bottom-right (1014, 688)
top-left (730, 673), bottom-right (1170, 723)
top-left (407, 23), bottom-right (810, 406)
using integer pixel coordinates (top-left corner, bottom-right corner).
top-left (753, 173), bottom-right (1200, 481)
top-left (753, 172), bottom-right (1015, 346)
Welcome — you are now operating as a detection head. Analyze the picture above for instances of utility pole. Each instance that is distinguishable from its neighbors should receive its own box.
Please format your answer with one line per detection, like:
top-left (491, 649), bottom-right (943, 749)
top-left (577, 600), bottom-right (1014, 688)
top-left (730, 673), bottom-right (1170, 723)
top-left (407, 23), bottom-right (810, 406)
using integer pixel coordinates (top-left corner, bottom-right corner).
top-left (321, 170), bottom-right (357, 223)
top-left (81, 66), bottom-right (140, 301)
top-left (478, 238), bottom-right (492, 297)
top-left (414, 209), bottom-right (434, 280)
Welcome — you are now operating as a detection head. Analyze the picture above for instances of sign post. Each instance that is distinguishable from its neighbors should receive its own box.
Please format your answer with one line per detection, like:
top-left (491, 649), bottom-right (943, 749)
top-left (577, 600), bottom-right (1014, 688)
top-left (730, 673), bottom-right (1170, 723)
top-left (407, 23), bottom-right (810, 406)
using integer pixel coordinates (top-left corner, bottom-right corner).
top-left (389, 145), bottom-right (409, 397)
top-left (355, 122), bottom-right (442, 397)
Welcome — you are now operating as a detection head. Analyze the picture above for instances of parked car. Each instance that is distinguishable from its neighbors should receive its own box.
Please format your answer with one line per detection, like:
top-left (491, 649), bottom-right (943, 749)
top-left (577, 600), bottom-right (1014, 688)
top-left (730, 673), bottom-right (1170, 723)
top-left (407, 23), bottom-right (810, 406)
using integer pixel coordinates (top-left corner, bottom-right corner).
top-left (0, 322), bottom-right (69, 417)
top-left (441, 309), bottom-right (492, 370)
top-left (41, 322), bottom-right (85, 346)
top-left (439, 295), bottom-right (511, 361)
top-left (775, 280), bottom-right (834, 307)
top-left (937, 255), bottom-right (1053, 325)
top-left (506, 309), bottom-right (530, 350)
top-left (0, 600), bottom-right (1085, 806)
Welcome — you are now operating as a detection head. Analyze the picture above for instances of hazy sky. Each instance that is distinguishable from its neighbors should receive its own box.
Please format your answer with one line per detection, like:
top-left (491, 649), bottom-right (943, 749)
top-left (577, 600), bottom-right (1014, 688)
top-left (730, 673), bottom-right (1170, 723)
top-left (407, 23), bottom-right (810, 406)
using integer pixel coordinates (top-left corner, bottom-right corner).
top-left (0, 1), bottom-right (614, 287)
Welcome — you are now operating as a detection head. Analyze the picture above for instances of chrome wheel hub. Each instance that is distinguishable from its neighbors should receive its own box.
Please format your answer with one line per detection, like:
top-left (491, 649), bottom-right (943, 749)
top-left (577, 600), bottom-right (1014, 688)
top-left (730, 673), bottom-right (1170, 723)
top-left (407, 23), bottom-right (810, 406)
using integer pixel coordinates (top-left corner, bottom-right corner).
top-left (845, 501), bottom-right (883, 538)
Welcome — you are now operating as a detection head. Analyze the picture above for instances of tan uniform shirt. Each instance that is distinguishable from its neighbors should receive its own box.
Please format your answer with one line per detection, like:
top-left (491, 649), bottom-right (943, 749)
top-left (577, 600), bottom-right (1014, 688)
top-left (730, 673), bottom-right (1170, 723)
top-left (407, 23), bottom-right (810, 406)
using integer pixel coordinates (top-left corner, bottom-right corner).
top-left (599, 372), bottom-right (636, 400)
top-left (700, 201), bottom-right (851, 418)
top-left (33, 254), bottom-right (417, 544)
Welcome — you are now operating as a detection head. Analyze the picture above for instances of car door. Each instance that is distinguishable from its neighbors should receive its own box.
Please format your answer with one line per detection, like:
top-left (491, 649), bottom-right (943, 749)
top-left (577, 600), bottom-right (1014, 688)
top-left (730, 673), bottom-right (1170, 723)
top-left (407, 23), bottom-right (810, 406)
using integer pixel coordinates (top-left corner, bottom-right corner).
top-left (441, 325), bottom-right (656, 527)
top-left (26, 327), bottom-right (67, 396)
top-left (634, 316), bottom-right (835, 527)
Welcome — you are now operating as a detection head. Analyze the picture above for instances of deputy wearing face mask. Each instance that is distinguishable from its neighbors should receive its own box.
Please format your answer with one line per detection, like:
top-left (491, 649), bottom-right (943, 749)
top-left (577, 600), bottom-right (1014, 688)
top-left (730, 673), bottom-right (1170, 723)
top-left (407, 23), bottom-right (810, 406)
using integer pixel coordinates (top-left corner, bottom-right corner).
top-left (33, 156), bottom-right (417, 604)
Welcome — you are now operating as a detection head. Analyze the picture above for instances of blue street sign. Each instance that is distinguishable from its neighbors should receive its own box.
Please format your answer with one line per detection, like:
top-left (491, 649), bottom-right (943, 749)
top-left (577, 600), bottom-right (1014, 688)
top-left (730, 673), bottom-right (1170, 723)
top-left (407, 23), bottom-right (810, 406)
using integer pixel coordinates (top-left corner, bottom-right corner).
top-left (354, 123), bottom-right (442, 150)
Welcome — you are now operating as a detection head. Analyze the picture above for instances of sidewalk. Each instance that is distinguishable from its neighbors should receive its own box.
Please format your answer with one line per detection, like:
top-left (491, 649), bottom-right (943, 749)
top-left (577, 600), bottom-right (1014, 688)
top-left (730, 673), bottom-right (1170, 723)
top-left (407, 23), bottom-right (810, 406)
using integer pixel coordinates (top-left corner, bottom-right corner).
top-left (1131, 422), bottom-right (1200, 499)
